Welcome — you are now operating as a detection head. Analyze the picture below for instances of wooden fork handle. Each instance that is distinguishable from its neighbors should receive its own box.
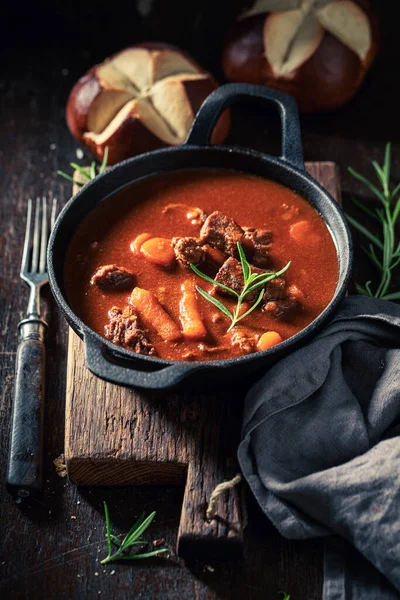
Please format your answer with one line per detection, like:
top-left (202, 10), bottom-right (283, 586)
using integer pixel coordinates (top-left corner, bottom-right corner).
top-left (6, 320), bottom-right (47, 498)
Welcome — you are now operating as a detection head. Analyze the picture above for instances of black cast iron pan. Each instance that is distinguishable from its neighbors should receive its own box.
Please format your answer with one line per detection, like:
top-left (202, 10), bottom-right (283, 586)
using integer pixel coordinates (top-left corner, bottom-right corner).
top-left (48, 83), bottom-right (352, 389)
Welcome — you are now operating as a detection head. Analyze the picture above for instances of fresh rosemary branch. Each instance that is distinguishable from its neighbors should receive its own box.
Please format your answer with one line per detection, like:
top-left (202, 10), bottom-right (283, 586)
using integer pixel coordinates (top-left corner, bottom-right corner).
top-left (57, 146), bottom-right (109, 187)
top-left (191, 242), bottom-right (291, 332)
top-left (101, 502), bottom-right (168, 564)
top-left (346, 142), bottom-right (400, 300)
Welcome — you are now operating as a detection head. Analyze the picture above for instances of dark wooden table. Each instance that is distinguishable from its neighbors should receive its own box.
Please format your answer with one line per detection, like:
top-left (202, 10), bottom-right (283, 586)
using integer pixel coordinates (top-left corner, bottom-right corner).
top-left (1, 2), bottom-right (399, 598)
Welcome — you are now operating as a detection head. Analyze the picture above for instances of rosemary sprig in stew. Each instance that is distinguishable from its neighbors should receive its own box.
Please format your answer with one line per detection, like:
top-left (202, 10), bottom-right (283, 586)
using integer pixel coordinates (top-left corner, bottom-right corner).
top-left (101, 502), bottom-right (168, 564)
top-left (191, 242), bottom-right (291, 332)
top-left (346, 143), bottom-right (400, 300)
top-left (57, 146), bottom-right (109, 186)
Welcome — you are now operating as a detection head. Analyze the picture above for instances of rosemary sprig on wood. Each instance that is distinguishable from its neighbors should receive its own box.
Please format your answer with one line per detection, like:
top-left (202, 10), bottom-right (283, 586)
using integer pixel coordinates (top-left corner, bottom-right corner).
top-left (57, 147), bottom-right (109, 187)
top-left (191, 242), bottom-right (291, 332)
top-left (101, 502), bottom-right (168, 564)
top-left (346, 143), bottom-right (400, 300)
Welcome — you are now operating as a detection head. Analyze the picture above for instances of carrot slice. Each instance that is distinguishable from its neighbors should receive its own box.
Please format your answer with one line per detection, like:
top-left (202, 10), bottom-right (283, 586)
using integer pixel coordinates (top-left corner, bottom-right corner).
top-left (179, 280), bottom-right (207, 341)
top-left (290, 220), bottom-right (320, 244)
top-left (141, 237), bottom-right (176, 267)
top-left (131, 287), bottom-right (182, 342)
top-left (130, 233), bottom-right (152, 254)
top-left (257, 331), bottom-right (283, 351)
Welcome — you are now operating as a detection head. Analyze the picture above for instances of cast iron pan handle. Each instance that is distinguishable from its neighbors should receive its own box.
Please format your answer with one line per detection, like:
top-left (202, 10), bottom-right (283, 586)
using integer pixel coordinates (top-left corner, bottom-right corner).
top-left (84, 333), bottom-right (206, 390)
top-left (186, 83), bottom-right (304, 171)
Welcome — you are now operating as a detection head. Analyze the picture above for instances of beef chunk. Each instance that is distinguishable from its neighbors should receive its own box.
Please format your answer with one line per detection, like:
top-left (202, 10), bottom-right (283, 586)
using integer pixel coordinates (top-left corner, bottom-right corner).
top-left (214, 257), bottom-right (265, 302)
top-left (252, 245), bottom-right (271, 268)
top-left (263, 277), bottom-right (287, 301)
top-left (200, 211), bottom-right (244, 257)
top-left (215, 260), bottom-right (296, 310)
top-left (243, 227), bottom-right (272, 246)
top-left (262, 278), bottom-right (300, 320)
top-left (243, 227), bottom-right (272, 268)
top-left (105, 306), bottom-right (156, 355)
top-left (263, 298), bottom-right (299, 320)
top-left (214, 257), bottom-right (246, 297)
top-left (172, 237), bottom-right (206, 269)
top-left (91, 265), bottom-right (134, 290)
top-left (230, 330), bottom-right (257, 354)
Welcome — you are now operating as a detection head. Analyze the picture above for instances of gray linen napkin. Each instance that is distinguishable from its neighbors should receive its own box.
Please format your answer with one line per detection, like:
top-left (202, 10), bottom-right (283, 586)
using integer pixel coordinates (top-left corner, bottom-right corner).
top-left (238, 296), bottom-right (400, 600)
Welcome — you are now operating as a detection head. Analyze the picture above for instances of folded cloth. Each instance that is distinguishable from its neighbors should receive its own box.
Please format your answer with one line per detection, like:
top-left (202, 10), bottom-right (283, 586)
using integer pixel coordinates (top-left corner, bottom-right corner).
top-left (238, 296), bottom-right (400, 600)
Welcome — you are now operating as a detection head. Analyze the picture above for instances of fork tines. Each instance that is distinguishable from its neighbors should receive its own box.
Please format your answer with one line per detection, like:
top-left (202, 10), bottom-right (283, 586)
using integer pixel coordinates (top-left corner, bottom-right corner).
top-left (21, 197), bottom-right (58, 277)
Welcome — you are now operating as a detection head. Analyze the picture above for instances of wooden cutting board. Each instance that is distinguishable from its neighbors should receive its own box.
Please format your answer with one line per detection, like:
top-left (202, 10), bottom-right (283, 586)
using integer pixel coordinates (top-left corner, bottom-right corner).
top-left (65, 162), bottom-right (341, 561)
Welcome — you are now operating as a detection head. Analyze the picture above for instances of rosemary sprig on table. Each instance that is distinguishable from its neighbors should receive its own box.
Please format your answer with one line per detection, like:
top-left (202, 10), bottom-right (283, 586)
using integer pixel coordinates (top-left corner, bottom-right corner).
top-left (191, 242), bottom-right (291, 332)
top-left (57, 146), bottom-right (109, 186)
top-left (101, 502), bottom-right (168, 564)
top-left (346, 143), bottom-right (400, 300)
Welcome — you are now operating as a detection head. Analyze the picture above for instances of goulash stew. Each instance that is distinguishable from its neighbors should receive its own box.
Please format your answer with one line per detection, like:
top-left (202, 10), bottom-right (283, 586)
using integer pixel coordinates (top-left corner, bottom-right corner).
top-left (65, 169), bottom-right (338, 361)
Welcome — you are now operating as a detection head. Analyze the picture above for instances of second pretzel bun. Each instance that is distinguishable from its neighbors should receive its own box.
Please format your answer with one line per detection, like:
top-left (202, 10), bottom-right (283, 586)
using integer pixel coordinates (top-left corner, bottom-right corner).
top-left (222, 0), bottom-right (379, 114)
top-left (67, 43), bottom-right (230, 164)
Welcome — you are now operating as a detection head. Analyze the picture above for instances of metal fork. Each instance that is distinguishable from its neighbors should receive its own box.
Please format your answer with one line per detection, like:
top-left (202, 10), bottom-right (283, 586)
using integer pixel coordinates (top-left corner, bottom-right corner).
top-left (6, 197), bottom-right (58, 498)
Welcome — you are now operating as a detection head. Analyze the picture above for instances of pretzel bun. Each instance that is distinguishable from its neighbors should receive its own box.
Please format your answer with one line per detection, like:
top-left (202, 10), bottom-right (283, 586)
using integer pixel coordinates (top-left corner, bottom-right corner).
top-left (222, 0), bottom-right (378, 114)
top-left (67, 43), bottom-right (230, 164)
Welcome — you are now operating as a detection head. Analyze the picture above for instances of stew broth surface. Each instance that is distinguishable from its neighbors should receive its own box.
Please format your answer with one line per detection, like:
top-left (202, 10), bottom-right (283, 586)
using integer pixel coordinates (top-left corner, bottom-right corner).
top-left (65, 169), bottom-right (338, 361)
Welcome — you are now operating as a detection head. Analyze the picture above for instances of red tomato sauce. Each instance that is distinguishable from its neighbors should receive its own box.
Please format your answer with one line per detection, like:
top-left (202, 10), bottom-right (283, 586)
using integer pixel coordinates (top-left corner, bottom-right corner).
top-left (64, 169), bottom-right (338, 361)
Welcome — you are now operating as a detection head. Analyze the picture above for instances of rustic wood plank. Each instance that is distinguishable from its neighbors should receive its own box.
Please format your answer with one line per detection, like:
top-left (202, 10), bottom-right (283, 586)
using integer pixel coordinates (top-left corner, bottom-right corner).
top-left (65, 161), bottom-right (340, 561)
top-left (66, 329), bottom-right (245, 560)
top-left (306, 161), bottom-right (342, 204)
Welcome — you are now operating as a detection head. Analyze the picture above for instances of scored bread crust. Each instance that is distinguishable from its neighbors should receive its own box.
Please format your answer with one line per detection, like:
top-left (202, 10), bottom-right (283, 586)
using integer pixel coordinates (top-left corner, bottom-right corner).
top-left (67, 42), bottom-right (230, 163)
top-left (222, 0), bottom-right (379, 114)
